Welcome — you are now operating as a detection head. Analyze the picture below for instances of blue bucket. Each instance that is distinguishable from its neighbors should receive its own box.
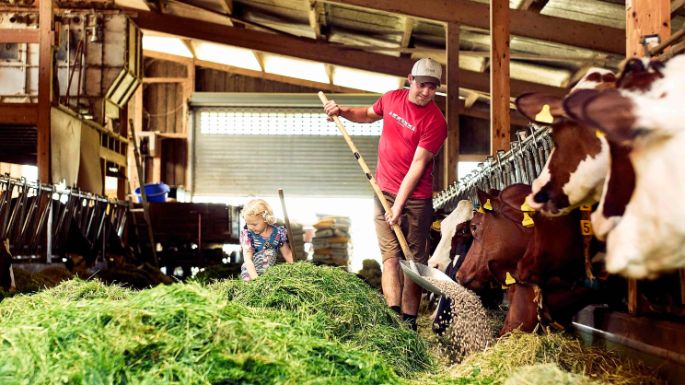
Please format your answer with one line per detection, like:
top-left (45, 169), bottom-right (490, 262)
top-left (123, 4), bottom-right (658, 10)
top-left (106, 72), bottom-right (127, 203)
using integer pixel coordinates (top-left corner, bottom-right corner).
top-left (135, 183), bottom-right (170, 203)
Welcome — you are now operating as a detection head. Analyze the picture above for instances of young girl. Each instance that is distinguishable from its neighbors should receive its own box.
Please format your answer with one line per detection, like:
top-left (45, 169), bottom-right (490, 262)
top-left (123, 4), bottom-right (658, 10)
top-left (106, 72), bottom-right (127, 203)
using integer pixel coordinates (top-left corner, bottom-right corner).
top-left (240, 199), bottom-right (294, 280)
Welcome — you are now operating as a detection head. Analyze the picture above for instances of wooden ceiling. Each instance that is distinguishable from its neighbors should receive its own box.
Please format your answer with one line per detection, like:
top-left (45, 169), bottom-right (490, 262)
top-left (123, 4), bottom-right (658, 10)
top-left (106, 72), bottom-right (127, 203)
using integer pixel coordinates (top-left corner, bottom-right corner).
top-left (111, 0), bottom-right (685, 97)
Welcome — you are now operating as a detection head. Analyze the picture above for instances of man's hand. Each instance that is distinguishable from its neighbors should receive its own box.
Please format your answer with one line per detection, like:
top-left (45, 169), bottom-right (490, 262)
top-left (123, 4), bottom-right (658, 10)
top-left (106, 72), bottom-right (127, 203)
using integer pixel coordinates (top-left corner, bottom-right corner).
top-left (385, 203), bottom-right (403, 226)
top-left (323, 100), bottom-right (341, 122)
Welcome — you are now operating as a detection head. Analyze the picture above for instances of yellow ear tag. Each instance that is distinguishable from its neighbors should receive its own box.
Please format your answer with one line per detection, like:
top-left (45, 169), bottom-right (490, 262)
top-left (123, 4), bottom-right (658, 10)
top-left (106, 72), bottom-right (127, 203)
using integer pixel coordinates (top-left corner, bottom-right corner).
top-left (505, 272), bottom-right (517, 285)
top-left (595, 130), bottom-right (605, 138)
top-left (483, 199), bottom-right (493, 211)
top-left (431, 220), bottom-right (441, 232)
top-left (520, 202), bottom-right (535, 227)
top-left (478, 207), bottom-right (485, 214)
top-left (534, 104), bottom-right (554, 124)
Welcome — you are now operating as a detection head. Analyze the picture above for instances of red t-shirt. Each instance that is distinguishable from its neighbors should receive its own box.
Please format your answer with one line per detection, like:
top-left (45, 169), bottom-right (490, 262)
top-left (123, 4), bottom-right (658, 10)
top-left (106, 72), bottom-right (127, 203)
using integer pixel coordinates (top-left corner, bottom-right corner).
top-left (372, 89), bottom-right (447, 199)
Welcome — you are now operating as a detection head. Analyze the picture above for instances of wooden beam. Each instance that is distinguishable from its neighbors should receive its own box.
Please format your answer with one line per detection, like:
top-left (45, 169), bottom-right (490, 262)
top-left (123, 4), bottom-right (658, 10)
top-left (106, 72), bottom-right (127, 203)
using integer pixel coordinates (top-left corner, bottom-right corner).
top-left (143, 77), bottom-right (188, 83)
top-left (0, 103), bottom-right (39, 125)
top-left (253, 51), bottom-right (265, 72)
top-left (134, 11), bottom-right (565, 97)
top-left (161, 0), bottom-right (233, 27)
top-left (307, 0), bottom-right (323, 40)
top-left (400, 17), bottom-right (413, 50)
top-left (627, 0), bottom-right (671, 57)
top-left (38, 0), bottom-right (53, 183)
top-left (0, 29), bottom-right (39, 43)
top-left (625, 0), bottom-right (671, 315)
top-left (220, 0), bottom-right (233, 14)
top-left (490, 0), bottom-right (510, 154)
top-left (444, 22), bottom-right (460, 188)
top-left (182, 39), bottom-right (196, 58)
top-left (144, 50), bottom-right (364, 93)
top-left (322, 0), bottom-right (625, 55)
top-left (673, 0), bottom-right (685, 15)
top-left (518, 0), bottom-right (549, 12)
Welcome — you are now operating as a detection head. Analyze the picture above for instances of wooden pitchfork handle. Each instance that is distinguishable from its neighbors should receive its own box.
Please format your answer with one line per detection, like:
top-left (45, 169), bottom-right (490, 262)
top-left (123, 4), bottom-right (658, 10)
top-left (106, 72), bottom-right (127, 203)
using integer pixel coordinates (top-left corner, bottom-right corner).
top-left (278, 188), bottom-right (297, 261)
top-left (317, 91), bottom-right (417, 270)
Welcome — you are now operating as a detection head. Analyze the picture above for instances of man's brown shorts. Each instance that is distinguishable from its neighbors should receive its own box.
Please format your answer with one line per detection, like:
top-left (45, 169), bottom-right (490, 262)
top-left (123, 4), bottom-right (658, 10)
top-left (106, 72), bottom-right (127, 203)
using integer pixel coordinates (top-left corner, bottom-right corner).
top-left (374, 192), bottom-right (433, 264)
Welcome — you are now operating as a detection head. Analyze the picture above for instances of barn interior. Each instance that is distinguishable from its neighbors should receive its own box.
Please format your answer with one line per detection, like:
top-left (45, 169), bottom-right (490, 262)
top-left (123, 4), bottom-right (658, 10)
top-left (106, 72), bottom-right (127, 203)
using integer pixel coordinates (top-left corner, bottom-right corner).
top-left (1, 0), bottom-right (685, 383)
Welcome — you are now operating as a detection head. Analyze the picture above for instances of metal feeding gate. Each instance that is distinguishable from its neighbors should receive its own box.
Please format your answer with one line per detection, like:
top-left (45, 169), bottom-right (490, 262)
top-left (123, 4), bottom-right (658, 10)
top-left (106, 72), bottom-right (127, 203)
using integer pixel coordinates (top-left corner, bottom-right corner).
top-left (0, 175), bottom-right (128, 262)
top-left (434, 125), bottom-right (552, 211)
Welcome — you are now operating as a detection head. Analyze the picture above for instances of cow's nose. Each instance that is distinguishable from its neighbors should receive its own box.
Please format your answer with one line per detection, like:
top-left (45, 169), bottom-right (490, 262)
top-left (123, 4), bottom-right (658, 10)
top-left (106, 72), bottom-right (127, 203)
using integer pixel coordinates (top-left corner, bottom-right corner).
top-left (533, 190), bottom-right (549, 204)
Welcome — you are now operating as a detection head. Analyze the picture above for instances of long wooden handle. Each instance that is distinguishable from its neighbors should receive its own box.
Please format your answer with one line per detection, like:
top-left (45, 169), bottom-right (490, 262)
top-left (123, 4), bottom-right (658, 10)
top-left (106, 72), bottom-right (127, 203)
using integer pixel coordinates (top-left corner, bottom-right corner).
top-left (278, 188), bottom-right (297, 261)
top-left (317, 91), bottom-right (416, 264)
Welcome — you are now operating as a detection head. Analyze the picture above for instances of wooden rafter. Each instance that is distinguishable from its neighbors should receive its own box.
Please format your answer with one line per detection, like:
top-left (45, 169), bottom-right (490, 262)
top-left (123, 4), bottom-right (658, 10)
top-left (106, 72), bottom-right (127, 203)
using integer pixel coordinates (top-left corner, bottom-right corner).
top-left (133, 10), bottom-right (565, 97)
top-left (321, 0), bottom-right (625, 55)
top-left (144, 49), bottom-right (361, 93)
top-left (220, 0), bottom-right (233, 14)
top-left (183, 39), bottom-right (196, 58)
top-left (400, 17), bottom-right (413, 50)
top-left (253, 51), bottom-right (265, 71)
top-left (673, 0), bottom-right (685, 14)
top-left (517, 0), bottom-right (549, 13)
top-left (307, 0), bottom-right (323, 40)
top-left (161, 0), bottom-right (233, 26)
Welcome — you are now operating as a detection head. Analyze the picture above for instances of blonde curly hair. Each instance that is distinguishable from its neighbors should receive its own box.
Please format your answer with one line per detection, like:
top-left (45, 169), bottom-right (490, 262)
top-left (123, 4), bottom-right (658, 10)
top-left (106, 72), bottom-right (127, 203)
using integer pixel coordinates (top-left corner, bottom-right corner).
top-left (241, 199), bottom-right (276, 225)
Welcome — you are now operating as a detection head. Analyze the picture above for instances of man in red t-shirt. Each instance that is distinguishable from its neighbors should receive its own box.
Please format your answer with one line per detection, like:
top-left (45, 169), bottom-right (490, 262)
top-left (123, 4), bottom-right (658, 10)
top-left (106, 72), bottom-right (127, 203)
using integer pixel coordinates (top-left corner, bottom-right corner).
top-left (324, 58), bottom-right (447, 330)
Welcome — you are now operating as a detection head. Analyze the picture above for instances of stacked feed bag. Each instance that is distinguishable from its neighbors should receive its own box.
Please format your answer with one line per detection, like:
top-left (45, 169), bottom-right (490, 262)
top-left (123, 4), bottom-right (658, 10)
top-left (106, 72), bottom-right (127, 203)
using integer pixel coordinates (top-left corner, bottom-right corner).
top-left (275, 220), bottom-right (307, 262)
top-left (312, 215), bottom-right (351, 267)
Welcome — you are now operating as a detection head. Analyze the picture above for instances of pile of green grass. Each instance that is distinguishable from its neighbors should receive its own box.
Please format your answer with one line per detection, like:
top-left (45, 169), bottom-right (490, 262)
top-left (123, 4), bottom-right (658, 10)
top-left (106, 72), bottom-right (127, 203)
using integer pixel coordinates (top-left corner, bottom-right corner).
top-left (0, 263), bottom-right (429, 385)
top-left (216, 262), bottom-right (431, 376)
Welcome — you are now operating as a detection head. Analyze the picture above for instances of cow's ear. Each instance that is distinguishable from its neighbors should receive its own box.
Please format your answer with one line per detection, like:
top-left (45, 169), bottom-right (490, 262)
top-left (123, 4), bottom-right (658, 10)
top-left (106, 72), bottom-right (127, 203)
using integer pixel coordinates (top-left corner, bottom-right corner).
top-left (563, 89), bottom-right (599, 122)
top-left (580, 90), bottom-right (637, 142)
top-left (515, 93), bottom-right (565, 125)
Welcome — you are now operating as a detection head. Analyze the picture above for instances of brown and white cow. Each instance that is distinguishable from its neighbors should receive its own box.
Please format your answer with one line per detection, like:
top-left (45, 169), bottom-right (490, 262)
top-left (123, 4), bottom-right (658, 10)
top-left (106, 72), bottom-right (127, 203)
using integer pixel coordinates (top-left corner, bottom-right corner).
top-left (515, 69), bottom-right (616, 216)
top-left (574, 54), bottom-right (685, 279)
top-left (427, 200), bottom-right (474, 272)
top-left (456, 184), bottom-right (534, 291)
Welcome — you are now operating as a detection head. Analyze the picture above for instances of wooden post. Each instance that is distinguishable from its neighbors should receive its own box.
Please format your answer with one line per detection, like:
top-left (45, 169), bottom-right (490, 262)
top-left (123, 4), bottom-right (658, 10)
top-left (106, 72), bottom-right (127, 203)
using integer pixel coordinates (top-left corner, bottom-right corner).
top-left (444, 22), bottom-right (460, 188)
top-left (490, 0), bottom-right (510, 155)
top-left (625, 0), bottom-right (671, 314)
top-left (626, 0), bottom-right (671, 57)
top-left (37, 0), bottom-right (54, 183)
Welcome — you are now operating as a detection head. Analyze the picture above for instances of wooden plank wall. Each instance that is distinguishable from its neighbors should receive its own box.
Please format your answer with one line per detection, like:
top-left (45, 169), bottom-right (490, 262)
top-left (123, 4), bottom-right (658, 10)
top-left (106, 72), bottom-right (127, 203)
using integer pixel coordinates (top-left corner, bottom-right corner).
top-left (141, 58), bottom-right (189, 185)
top-left (143, 59), bottom-right (188, 134)
top-left (161, 138), bottom-right (187, 186)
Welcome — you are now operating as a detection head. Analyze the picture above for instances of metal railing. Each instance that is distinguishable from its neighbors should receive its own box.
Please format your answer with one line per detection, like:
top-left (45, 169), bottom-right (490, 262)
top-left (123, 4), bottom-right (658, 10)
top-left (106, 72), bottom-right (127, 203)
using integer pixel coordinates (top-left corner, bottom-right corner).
top-left (0, 175), bottom-right (129, 261)
top-left (434, 125), bottom-right (552, 211)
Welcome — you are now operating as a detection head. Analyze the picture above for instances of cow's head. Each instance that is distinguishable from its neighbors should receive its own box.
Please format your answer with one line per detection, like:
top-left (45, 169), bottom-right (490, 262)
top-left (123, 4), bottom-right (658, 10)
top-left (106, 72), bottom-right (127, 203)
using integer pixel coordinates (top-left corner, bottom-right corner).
top-left (572, 55), bottom-right (685, 278)
top-left (427, 200), bottom-right (474, 272)
top-left (456, 184), bottom-right (534, 289)
top-left (515, 70), bottom-right (616, 216)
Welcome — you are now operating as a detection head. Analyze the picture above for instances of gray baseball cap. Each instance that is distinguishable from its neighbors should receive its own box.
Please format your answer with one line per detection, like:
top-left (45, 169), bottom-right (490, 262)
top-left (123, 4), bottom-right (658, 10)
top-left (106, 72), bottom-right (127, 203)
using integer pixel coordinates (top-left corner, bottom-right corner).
top-left (411, 58), bottom-right (442, 86)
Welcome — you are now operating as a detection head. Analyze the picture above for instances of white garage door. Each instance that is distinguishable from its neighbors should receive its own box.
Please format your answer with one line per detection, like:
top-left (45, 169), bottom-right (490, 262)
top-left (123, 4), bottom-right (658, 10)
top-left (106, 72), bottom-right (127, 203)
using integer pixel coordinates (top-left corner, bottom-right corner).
top-left (191, 94), bottom-right (382, 198)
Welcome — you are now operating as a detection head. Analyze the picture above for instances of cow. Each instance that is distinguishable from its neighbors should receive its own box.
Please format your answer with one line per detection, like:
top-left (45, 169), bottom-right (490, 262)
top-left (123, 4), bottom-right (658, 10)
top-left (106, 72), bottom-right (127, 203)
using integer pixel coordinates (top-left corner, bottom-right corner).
top-left (428, 200), bottom-right (508, 335)
top-left (427, 200), bottom-right (474, 272)
top-left (457, 184), bottom-right (534, 291)
top-left (455, 184), bottom-right (612, 334)
top-left (515, 69), bottom-right (617, 216)
top-left (572, 54), bottom-right (685, 278)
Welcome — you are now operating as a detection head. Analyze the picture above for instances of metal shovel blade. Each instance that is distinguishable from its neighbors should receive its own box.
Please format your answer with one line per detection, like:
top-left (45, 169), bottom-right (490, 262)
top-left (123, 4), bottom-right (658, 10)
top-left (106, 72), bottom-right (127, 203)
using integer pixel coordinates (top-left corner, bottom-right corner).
top-left (400, 260), bottom-right (454, 296)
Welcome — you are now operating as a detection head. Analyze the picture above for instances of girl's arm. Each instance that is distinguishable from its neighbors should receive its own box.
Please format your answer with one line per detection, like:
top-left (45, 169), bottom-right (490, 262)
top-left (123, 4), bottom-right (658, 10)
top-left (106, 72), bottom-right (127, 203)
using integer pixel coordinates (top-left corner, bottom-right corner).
top-left (240, 229), bottom-right (259, 279)
top-left (280, 243), bottom-right (294, 264)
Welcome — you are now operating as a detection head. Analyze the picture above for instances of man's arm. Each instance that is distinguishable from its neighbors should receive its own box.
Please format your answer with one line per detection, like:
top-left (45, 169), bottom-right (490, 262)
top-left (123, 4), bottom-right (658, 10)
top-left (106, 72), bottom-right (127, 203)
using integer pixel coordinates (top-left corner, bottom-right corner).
top-left (323, 101), bottom-right (381, 123)
top-left (385, 146), bottom-right (435, 225)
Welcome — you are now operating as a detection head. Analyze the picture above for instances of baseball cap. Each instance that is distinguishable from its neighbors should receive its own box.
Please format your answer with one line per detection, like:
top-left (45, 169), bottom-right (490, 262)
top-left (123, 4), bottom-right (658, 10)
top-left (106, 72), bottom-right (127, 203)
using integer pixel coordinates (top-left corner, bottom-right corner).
top-left (411, 58), bottom-right (442, 86)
